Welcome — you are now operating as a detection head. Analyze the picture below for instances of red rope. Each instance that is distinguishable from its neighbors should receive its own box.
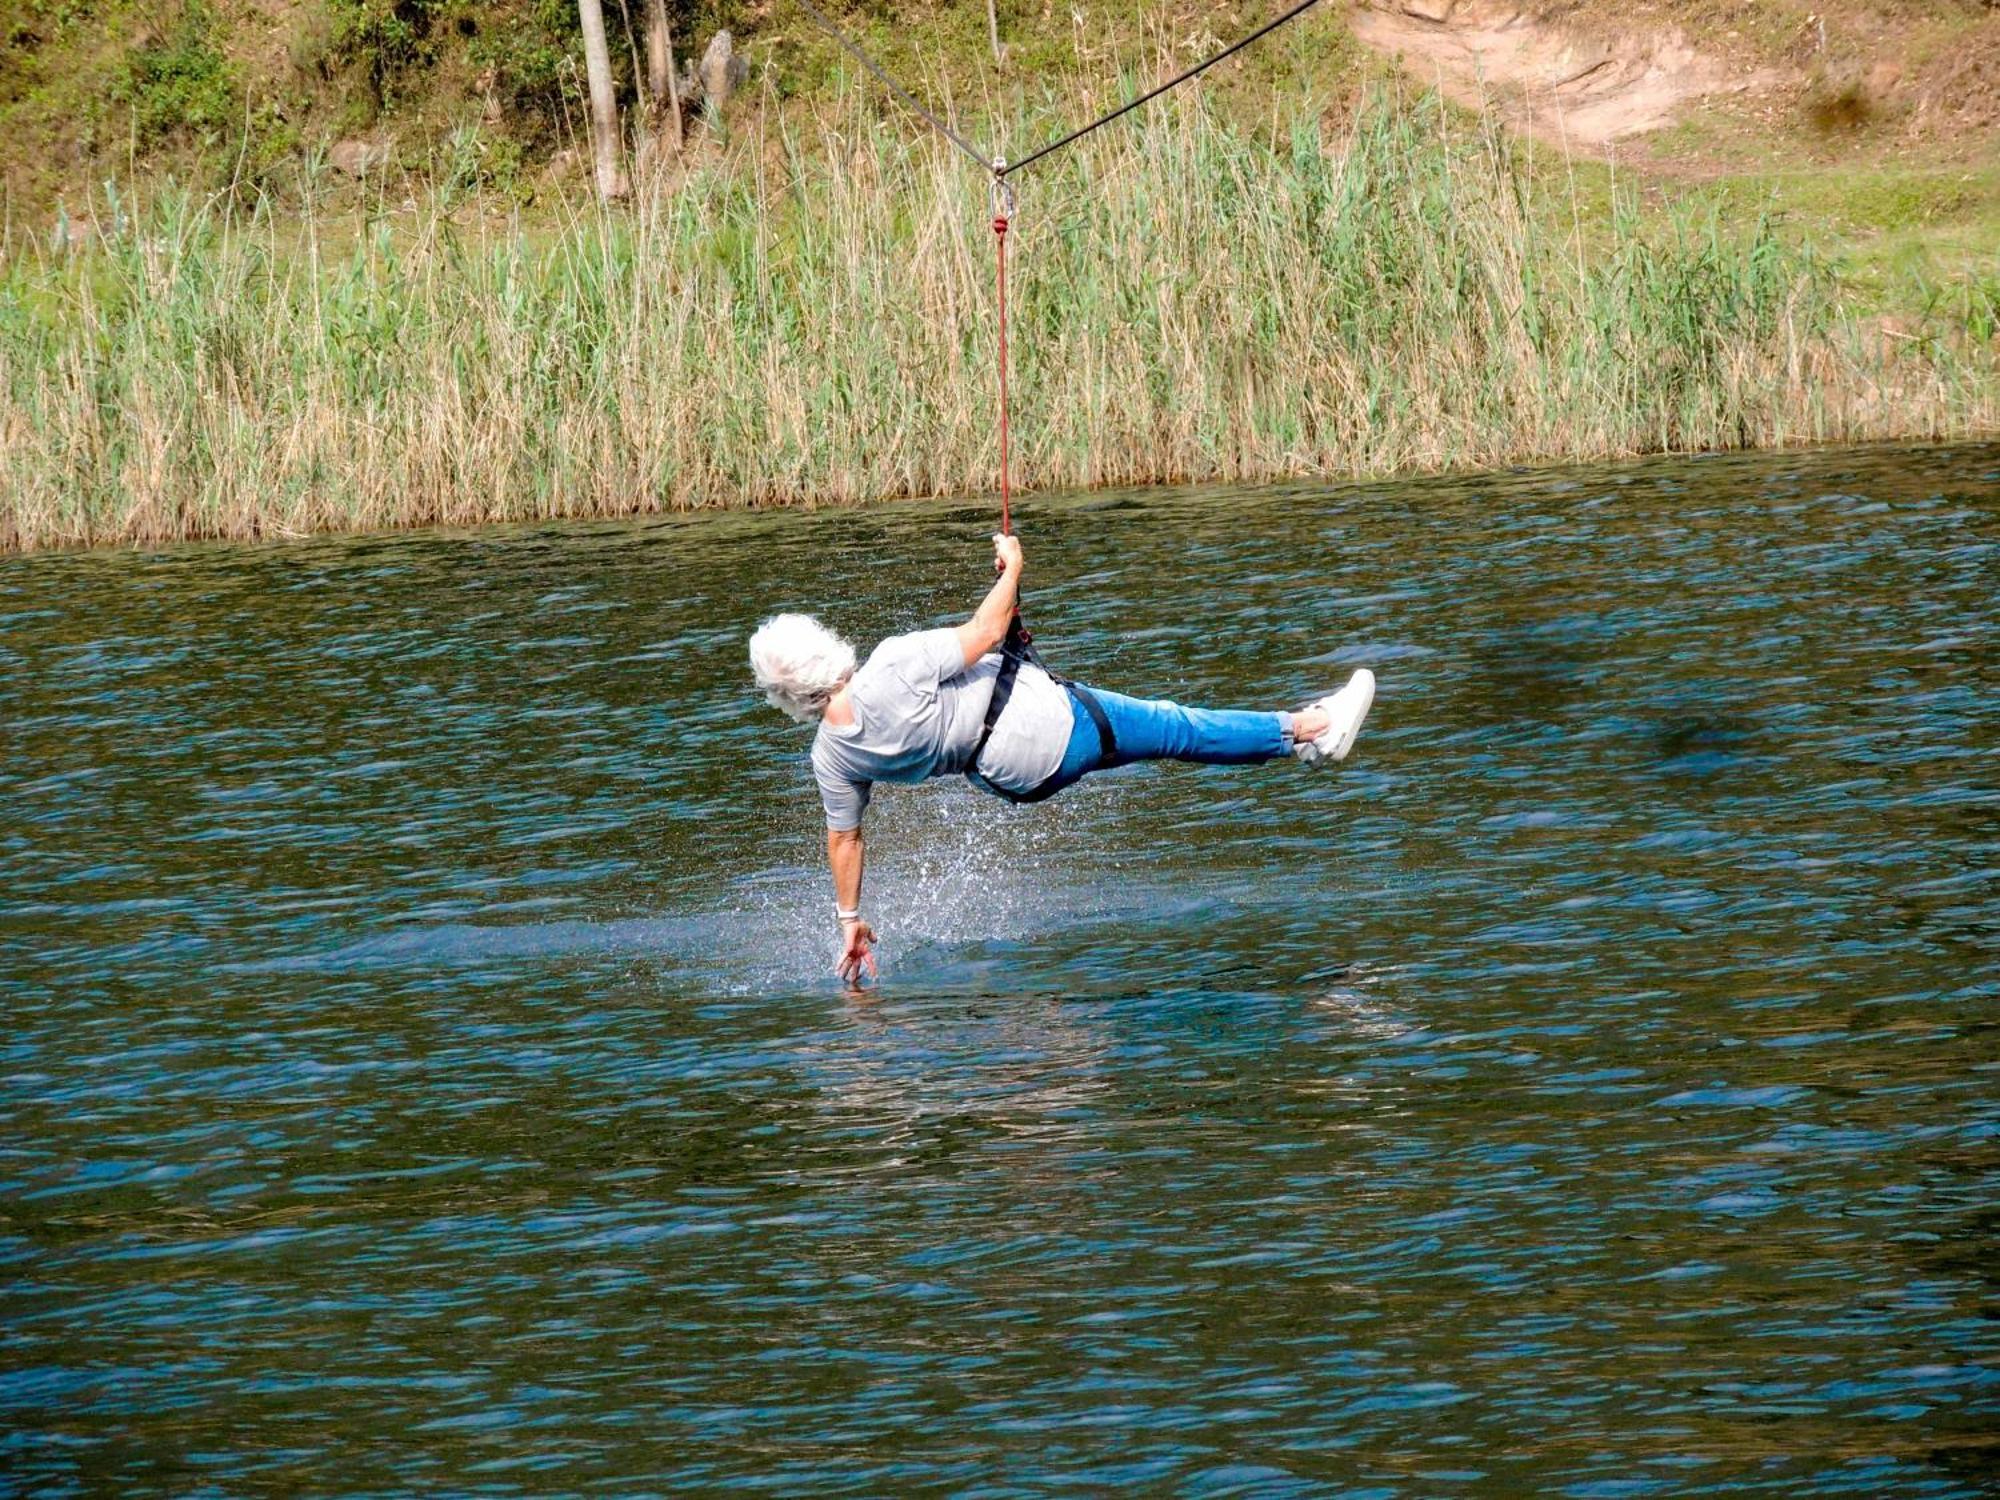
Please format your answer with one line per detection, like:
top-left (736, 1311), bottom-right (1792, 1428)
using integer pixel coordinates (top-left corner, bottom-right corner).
top-left (994, 211), bottom-right (1011, 536)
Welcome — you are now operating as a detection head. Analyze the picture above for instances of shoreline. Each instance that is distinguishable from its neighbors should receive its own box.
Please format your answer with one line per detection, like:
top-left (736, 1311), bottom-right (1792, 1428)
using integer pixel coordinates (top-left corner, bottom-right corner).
top-left (8, 434), bottom-right (1994, 563)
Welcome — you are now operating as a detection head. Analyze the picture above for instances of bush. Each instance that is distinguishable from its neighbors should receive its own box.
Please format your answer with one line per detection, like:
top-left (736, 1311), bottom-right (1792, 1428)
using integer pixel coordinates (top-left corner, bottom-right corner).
top-left (331, 0), bottom-right (447, 108)
top-left (468, 0), bottom-right (604, 142)
top-left (116, 1), bottom-right (237, 144)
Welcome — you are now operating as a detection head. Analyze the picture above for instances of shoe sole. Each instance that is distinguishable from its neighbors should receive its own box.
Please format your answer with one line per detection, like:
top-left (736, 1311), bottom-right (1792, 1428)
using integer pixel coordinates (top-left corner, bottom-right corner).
top-left (1317, 669), bottom-right (1375, 761)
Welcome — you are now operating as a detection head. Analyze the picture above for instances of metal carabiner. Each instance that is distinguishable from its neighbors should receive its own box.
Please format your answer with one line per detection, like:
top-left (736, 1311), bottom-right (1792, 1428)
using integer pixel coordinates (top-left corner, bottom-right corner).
top-left (990, 160), bottom-right (1017, 224)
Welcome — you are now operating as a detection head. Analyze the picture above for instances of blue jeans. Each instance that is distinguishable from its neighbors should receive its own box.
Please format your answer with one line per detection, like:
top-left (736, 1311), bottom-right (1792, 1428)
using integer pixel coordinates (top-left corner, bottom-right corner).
top-left (1032, 685), bottom-right (1294, 799)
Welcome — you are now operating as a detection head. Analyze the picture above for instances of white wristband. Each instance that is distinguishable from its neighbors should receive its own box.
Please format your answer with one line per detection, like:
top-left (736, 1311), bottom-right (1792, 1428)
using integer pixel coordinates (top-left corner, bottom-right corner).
top-left (835, 906), bottom-right (862, 922)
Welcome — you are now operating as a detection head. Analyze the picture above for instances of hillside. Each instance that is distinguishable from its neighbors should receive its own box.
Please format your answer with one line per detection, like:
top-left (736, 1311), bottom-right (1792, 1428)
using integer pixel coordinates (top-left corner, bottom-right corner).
top-left (4, 0), bottom-right (1998, 273)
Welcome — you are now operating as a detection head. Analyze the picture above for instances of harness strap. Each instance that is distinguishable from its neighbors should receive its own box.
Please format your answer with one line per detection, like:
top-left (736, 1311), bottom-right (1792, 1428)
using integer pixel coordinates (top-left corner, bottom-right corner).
top-left (970, 614), bottom-right (1033, 773)
top-left (1069, 680), bottom-right (1117, 761)
top-left (968, 614), bottom-right (1115, 804)
top-left (978, 632), bottom-right (1027, 749)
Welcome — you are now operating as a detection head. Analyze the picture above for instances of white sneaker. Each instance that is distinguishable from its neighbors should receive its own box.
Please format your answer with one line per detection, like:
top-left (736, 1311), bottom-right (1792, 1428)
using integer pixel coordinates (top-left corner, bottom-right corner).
top-left (1293, 669), bottom-right (1376, 766)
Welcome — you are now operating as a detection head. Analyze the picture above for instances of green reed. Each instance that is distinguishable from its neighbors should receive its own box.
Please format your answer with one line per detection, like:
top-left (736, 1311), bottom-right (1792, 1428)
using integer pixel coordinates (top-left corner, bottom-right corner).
top-left (2, 88), bottom-right (1993, 550)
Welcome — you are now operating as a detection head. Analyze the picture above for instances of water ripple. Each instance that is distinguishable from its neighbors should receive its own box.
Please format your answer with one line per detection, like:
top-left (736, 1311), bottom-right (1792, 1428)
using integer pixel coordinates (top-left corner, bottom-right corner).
top-left (1, 444), bottom-right (1996, 1494)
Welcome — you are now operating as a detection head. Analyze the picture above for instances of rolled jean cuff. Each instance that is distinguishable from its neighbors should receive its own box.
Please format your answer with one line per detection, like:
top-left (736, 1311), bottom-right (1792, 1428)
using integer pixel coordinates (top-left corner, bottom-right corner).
top-left (1277, 711), bottom-right (1295, 748)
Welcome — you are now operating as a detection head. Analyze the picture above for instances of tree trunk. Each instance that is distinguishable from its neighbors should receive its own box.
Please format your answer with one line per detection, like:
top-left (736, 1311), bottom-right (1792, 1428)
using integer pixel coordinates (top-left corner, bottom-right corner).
top-left (645, 0), bottom-right (683, 155)
top-left (576, 0), bottom-right (630, 200)
top-left (614, 0), bottom-right (646, 111)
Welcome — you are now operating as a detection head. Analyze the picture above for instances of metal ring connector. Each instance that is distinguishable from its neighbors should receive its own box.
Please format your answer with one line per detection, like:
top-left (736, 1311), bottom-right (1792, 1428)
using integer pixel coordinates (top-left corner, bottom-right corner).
top-left (990, 161), bottom-right (1016, 222)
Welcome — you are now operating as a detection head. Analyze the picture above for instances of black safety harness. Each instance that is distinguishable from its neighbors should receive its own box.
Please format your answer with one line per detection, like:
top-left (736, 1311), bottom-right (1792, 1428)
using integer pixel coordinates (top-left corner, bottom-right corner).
top-left (968, 614), bottom-right (1115, 804)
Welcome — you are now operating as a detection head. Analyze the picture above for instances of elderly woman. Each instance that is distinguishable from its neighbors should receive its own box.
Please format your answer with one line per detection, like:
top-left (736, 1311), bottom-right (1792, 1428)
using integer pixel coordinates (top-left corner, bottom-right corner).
top-left (751, 534), bottom-right (1375, 981)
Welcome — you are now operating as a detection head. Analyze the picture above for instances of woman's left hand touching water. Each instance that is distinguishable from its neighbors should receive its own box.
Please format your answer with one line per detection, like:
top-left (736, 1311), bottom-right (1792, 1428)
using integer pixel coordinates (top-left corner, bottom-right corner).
top-left (837, 917), bottom-right (878, 986)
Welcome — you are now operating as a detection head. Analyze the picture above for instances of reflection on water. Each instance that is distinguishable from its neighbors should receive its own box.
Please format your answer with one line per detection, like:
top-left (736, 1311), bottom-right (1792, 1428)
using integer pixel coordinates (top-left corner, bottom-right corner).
top-left (3, 443), bottom-right (1997, 1493)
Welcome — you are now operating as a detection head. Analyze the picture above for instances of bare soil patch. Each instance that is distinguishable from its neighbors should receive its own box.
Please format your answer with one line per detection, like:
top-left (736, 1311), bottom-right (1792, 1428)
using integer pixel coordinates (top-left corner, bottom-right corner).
top-left (1349, 1), bottom-right (1779, 145)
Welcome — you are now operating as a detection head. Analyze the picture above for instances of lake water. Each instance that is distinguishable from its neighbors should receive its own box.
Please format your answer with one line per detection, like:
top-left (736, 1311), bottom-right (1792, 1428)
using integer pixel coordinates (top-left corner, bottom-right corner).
top-left (3, 444), bottom-right (1996, 1495)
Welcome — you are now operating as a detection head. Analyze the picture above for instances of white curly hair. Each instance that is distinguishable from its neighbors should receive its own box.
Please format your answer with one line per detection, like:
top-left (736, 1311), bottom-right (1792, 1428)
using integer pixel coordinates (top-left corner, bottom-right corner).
top-left (749, 613), bottom-right (858, 722)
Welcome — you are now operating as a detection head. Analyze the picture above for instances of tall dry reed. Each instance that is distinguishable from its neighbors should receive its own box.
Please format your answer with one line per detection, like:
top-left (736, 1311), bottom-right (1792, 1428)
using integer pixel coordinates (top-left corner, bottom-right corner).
top-left (2, 90), bottom-right (1994, 550)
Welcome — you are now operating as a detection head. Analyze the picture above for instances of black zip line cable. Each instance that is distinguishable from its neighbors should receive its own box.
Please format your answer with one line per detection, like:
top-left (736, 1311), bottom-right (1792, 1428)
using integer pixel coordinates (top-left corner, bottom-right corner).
top-left (793, 0), bottom-right (1329, 177)
top-left (1002, 0), bottom-right (1327, 177)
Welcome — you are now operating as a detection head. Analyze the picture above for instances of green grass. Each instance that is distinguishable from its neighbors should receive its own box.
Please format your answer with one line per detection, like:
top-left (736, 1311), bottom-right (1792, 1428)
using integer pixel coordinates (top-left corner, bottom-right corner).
top-left (1, 86), bottom-right (1994, 551)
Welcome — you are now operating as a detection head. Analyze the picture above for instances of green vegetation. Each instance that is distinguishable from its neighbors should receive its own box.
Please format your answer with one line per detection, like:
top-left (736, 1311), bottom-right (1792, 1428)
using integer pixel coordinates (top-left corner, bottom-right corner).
top-left (113, 1), bottom-right (238, 144)
top-left (3, 89), bottom-right (1993, 550)
top-left (328, 0), bottom-right (446, 108)
top-left (0, 4), bottom-right (1995, 551)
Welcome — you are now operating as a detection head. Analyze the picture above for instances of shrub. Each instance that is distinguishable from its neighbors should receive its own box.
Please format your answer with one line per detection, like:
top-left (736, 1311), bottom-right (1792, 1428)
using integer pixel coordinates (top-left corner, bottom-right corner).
top-left (116, 1), bottom-right (237, 144)
top-left (330, 0), bottom-right (447, 109)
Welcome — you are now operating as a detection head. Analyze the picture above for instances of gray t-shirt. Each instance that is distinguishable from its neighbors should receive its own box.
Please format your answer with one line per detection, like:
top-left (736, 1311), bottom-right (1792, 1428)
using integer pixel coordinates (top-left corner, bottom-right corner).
top-left (811, 628), bottom-right (1073, 829)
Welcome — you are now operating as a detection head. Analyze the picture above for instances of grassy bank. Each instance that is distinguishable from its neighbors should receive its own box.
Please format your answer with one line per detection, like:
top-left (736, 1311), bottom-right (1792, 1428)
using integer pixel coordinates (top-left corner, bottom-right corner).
top-left (2, 88), bottom-right (1995, 551)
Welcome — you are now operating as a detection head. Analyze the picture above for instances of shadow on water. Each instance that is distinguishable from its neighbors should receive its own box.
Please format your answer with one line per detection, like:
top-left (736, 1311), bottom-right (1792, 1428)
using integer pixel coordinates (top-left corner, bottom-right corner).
top-left (2, 443), bottom-right (1997, 1493)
